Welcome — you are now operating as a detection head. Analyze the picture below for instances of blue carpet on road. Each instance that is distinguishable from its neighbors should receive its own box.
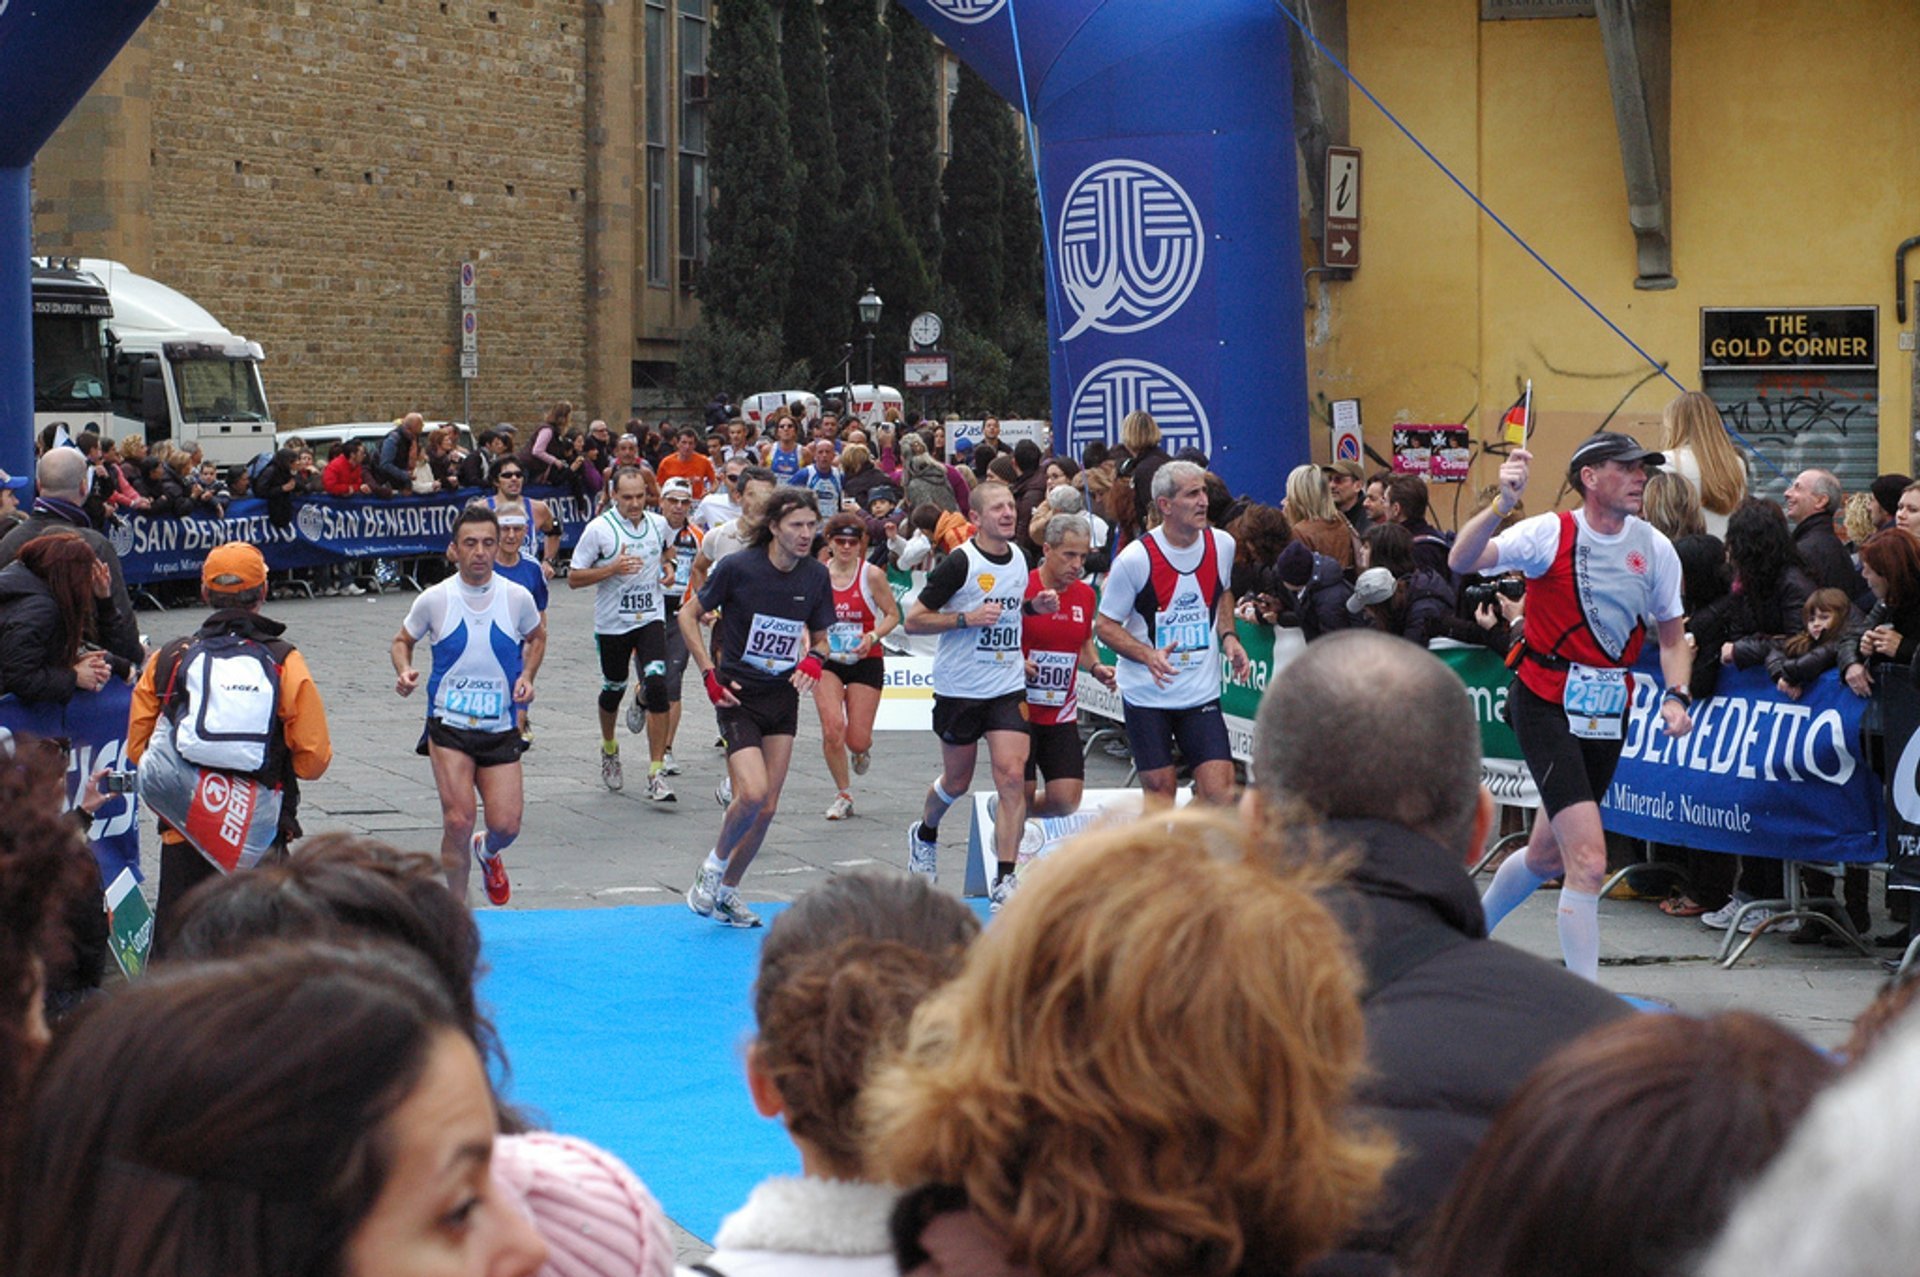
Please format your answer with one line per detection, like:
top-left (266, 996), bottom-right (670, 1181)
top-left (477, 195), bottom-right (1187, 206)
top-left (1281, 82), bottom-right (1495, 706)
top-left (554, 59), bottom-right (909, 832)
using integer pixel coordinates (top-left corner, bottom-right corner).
top-left (476, 900), bottom-right (991, 1243)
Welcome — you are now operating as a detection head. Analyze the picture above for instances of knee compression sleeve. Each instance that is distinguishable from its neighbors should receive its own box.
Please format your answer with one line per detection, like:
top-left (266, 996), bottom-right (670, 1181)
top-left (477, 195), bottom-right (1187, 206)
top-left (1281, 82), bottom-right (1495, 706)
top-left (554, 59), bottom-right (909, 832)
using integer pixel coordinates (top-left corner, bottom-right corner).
top-left (598, 680), bottom-right (627, 715)
top-left (642, 662), bottom-right (670, 714)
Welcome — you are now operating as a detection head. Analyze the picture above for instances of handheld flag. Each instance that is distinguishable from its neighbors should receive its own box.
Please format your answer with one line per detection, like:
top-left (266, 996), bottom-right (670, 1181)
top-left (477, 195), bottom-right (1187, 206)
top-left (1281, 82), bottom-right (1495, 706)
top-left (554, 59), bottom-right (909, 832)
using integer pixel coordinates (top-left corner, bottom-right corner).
top-left (1501, 382), bottom-right (1532, 449)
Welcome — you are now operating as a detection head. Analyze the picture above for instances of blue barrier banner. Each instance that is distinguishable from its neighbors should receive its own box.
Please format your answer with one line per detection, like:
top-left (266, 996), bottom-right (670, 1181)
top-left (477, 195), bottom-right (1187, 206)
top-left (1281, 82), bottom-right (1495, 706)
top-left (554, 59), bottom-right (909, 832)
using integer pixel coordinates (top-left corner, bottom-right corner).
top-left (106, 488), bottom-right (593, 584)
top-left (1602, 655), bottom-right (1881, 862)
top-left (0, 680), bottom-right (143, 885)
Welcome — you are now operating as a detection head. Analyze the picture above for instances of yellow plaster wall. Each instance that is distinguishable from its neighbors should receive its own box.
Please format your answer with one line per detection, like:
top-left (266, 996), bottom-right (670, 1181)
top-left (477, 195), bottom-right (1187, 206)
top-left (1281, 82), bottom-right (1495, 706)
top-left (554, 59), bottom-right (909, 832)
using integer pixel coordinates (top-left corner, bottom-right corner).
top-left (1308, 0), bottom-right (1920, 525)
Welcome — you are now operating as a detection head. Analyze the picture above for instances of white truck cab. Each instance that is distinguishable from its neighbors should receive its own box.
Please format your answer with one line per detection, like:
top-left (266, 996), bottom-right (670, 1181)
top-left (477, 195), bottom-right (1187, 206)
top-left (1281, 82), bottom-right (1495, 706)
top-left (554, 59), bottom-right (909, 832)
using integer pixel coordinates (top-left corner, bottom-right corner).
top-left (82, 258), bottom-right (276, 465)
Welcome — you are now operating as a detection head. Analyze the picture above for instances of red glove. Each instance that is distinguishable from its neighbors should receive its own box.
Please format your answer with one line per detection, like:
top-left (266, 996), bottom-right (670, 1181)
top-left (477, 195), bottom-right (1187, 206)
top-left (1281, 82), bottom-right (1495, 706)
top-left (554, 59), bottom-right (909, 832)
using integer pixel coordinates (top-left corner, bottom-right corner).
top-left (703, 669), bottom-right (729, 706)
top-left (797, 652), bottom-right (825, 681)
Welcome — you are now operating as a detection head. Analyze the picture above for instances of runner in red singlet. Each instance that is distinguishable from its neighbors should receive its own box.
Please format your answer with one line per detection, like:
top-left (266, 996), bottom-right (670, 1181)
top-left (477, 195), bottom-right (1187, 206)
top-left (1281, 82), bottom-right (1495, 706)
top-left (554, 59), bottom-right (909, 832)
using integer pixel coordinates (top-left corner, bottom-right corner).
top-left (813, 512), bottom-right (902, 820)
top-left (1022, 514), bottom-right (1115, 819)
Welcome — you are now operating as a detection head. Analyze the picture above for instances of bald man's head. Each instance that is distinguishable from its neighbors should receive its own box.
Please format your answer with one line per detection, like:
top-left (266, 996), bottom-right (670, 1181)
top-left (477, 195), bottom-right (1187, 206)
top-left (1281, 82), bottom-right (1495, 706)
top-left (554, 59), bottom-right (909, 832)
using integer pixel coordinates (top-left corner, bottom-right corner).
top-left (36, 447), bottom-right (87, 502)
top-left (1252, 629), bottom-right (1483, 855)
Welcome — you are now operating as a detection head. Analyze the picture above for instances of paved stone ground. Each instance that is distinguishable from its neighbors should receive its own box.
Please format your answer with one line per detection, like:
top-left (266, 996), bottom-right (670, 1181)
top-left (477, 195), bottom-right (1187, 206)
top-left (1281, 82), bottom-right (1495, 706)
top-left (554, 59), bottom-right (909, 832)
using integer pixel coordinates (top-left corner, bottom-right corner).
top-left (129, 580), bottom-right (1900, 1251)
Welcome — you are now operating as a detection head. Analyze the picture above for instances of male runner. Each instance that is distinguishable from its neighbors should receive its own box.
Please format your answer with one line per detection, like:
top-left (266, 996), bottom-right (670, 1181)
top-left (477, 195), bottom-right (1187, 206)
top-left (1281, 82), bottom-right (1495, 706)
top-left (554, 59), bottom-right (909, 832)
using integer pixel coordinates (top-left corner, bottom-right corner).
top-left (569, 465), bottom-right (676, 800)
top-left (656, 424), bottom-right (718, 500)
top-left (1022, 514), bottom-right (1116, 820)
top-left (485, 460), bottom-right (560, 578)
top-left (1095, 459), bottom-right (1251, 808)
top-left (1450, 433), bottom-right (1692, 982)
top-left (393, 506), bottom-right (545, 903)
top-left (693, 457), bottom-right (748, 532)
top-left (492, 510), bottom-right (549, 745)
top-left (762, 414), bottom-right (804, 482)
top-left (648, 477), bottom-right (704, 773)
top-left (687, 465), bottom-right (780, 799)
top-left (681, 488), bottom-right (836, 927)
top-left (905, 480), bottom-right (1045, 906)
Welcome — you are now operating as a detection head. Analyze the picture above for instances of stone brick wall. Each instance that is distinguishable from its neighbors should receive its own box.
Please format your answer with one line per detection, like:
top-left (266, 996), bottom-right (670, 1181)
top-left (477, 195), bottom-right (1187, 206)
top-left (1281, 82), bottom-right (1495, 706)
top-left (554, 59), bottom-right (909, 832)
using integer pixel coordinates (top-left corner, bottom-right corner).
top-left (41, 0), bottom-right (593, 431)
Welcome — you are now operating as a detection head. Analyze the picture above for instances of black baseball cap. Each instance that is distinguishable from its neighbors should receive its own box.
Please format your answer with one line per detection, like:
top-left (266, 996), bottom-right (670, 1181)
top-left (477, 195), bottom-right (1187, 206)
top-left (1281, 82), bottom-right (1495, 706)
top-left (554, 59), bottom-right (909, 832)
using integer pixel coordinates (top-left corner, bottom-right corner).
top-left (1567, 432), bottom-right (1665, 479)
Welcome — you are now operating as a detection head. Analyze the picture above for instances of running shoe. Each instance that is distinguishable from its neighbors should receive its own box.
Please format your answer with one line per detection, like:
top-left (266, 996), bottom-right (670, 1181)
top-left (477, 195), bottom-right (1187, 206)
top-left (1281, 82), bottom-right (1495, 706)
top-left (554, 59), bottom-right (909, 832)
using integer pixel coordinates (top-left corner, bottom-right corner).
top-left (713, 887), bottom-right (762, 928)
top-left (474, 832), bottom-right (510, 907)
top-left (601, 750), bottom-right (623, 792)
top-left (851, 750), bottom-right (871, 776)
top-left (661, 749), bottom-right (681, 775)
top-left (1701, 894), bottom-right (1750, 931)
top-left (907, 821), bottom-right (938, 880)
top-left (825, 793), bottom-right (854, 821)
top-left (647, 771), bottom-right (677, 803)
top-left (341, 582), bottom-right (367, 596)
top-left (989, 871), bottom-right (1020, 915)
top-left (715, 775), bottom-right (733, 807)
top-left (626, 696), bottom-right (644, 735)
top-left (686, 857), bottom-right (719, 917)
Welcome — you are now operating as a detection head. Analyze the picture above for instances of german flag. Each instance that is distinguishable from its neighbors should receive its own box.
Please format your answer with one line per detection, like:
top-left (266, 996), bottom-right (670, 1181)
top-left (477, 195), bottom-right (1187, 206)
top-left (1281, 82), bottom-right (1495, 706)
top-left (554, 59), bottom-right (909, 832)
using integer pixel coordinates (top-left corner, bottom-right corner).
top-left (1500, 381), bottom-right (1532, 448)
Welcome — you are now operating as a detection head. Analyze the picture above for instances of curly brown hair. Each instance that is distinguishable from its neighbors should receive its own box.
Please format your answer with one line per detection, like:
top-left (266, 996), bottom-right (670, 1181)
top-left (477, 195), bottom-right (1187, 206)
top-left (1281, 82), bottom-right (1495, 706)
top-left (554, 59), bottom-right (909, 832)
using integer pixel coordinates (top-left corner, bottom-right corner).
top-left (865, 812), bottom-right (1393, 1277)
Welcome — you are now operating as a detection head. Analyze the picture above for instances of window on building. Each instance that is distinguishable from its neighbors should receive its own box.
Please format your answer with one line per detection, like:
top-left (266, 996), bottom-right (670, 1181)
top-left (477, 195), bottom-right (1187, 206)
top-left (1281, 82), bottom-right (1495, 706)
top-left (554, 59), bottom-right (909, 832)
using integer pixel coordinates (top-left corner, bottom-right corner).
top-left (645, 0), bottom-right (670, 287)
top-left (677, 0), bottom-right (710, 279)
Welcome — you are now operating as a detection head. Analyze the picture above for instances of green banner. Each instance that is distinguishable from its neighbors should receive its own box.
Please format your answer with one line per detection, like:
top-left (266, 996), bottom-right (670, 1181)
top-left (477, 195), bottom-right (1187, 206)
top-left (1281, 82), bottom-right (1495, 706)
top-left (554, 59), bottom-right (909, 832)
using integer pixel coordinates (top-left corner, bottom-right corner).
top-left (1429, 642), bottom-right (1523, 762)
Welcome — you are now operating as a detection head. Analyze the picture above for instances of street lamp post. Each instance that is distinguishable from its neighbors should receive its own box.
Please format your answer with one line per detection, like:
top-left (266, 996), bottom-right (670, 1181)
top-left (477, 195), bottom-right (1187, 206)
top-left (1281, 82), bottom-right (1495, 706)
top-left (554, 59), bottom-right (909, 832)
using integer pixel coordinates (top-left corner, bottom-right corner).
top-left (857, 284), bottom-right (883, 389)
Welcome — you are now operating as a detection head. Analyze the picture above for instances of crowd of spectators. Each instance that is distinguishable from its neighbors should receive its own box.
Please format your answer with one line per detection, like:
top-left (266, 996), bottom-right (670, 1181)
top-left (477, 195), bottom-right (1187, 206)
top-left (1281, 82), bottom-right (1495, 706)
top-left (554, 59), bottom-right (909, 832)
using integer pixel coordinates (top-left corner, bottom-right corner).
top-left (9, 619), bottom-right (1920, 1276)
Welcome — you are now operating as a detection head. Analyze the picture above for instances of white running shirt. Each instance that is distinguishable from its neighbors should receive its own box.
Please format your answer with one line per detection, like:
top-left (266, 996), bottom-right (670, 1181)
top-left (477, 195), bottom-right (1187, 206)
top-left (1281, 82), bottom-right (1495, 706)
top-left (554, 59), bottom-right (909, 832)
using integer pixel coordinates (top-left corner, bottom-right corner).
top-left (1098, 527), bottom-right (1237, 710)
top-left (403, 575), bottom-right (542, 734)
top-left (571, 508), bottom-right (671, 634)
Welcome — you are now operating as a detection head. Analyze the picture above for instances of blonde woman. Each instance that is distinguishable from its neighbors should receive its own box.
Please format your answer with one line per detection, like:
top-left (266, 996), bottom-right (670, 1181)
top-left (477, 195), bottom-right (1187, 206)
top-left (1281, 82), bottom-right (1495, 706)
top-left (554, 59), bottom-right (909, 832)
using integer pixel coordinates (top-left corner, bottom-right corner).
top-left (1659, 390), bottom-right (1746, 537)
top-left (1641, 469), bottom-right (1707, 542)
top-left (1116, 410), bottom-right (1169, 531)
top-left (1284, 463), bottom-right (1358, 569)
top-left (867, 811), bottom-right (1393, 1277)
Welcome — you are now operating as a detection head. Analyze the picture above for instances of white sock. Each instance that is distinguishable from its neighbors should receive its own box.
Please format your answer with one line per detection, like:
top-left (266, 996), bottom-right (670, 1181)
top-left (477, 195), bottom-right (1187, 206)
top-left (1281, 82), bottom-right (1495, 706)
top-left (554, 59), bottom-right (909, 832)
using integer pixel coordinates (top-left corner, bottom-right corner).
top-left (925, 780), bottom-right (960, 830)
top-left (1480, 854), bottom-right (1549, 932)
top-left (1557, 888), bottom-right (1601, 982)
top-left (705, 849), bottom-right (725, 872)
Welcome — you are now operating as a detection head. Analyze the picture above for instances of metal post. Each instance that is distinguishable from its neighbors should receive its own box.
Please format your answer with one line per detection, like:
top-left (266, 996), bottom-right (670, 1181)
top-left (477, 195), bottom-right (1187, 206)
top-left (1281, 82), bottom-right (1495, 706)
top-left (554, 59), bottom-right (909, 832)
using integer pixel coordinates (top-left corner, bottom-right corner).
top-left (0, 167), bottom-right (33, 495)
top-left (463, 380), bottom-right (471, 430)
top-left (863, 330), bottom-right (875, 387)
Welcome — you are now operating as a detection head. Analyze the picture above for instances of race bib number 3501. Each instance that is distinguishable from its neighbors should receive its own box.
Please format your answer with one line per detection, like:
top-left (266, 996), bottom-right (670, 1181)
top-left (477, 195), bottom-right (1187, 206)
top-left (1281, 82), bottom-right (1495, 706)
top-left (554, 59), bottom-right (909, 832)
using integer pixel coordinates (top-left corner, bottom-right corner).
top-left (743, 614), bottom-right (806, 674)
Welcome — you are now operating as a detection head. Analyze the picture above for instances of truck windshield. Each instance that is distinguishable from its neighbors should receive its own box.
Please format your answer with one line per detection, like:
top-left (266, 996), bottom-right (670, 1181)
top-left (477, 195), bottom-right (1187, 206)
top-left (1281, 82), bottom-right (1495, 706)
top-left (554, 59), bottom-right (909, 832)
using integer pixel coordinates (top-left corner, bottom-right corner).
top-left (33, 315), bottom-right (110, 411)
top-left (172, 357), bottom-right (270, 423)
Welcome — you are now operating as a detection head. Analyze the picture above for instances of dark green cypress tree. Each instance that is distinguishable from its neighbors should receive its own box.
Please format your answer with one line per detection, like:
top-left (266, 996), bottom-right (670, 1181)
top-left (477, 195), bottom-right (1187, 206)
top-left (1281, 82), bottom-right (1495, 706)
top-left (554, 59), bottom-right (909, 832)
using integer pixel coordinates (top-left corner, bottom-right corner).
top-left (887, 4), bottom-right (942, 275)
top-left (779, 0), bottom-right (853, 379)
top-left (1000, 115), bottom-right (1044, 324)
top-left (821, 0), bottom-right (929, 389)
top-left (939, 62), bottom-right (1006, 334)
top-left (696, 0), bottom-right (796, 332)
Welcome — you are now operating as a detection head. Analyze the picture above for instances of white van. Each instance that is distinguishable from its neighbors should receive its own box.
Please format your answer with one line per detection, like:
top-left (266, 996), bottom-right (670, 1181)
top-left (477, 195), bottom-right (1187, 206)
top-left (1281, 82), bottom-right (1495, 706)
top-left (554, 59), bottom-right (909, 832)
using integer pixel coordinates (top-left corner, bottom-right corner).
top-left (824, 383), bottom-right (905, 426)
top-left (741, 390), bottom-right (819, 429)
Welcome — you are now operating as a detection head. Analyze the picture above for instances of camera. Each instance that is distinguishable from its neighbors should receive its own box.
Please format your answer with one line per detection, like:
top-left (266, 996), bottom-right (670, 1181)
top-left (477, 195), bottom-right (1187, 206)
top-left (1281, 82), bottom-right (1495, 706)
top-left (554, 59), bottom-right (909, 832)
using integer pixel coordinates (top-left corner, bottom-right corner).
top-left (101, 770), bottom-right (139, 794)
top-left (1463, 577), bottom-right (1526, 606)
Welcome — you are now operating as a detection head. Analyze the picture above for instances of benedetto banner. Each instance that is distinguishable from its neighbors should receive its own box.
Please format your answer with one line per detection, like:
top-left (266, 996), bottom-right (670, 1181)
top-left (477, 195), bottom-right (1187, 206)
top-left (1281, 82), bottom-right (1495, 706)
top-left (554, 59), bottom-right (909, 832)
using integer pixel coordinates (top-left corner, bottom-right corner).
top-left (1602, 653), bottom-right (1880, 862)
top-left (106, 488), bottom-right (592, 584)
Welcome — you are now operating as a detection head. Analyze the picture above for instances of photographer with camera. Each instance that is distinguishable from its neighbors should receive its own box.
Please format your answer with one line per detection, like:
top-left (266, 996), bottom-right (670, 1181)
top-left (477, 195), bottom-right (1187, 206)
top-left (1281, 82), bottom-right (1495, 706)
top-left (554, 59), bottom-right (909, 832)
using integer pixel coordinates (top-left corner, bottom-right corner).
top-left (0, 533), bottom-right (136, 704)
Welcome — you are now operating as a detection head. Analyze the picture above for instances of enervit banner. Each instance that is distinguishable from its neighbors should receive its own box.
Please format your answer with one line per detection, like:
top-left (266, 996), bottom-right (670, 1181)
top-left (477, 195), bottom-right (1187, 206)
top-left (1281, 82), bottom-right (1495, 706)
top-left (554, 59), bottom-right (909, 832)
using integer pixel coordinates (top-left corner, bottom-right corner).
top-left (106, 488), bottom-right (592, 584)
top-left (893, 0), bottom-right (1310, 503)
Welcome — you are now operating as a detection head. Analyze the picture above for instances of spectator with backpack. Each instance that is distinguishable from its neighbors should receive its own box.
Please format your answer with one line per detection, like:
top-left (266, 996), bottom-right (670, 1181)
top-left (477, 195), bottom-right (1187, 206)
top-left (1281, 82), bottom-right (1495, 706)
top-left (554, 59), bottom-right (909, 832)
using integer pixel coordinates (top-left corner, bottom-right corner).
top-left (125, 543), bottom-right (333, 955)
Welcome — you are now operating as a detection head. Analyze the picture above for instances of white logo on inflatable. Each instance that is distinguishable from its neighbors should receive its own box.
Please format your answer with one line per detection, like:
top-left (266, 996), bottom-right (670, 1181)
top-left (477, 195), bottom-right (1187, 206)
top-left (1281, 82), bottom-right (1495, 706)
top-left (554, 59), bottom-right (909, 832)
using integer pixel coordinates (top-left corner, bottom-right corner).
top-left (1058, 159), bottom-right (1204, 340)
top-left (1066, 359), bottom-right (1211, 458)
top-left (926, 0), bottom-right (1006, 23)
top-left (295, 503), bottom-right (328, 542)
top-left (1894, 722), bottom-right (1920, 826)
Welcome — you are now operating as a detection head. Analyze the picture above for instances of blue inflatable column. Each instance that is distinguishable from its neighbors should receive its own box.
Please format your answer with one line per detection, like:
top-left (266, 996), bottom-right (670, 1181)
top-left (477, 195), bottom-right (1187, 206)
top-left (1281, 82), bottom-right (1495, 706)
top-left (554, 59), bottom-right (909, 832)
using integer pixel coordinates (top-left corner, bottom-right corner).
top-left (895, 0), bottom-right (1311, 503)
top-left (0, 168), bottom-right (29, 491)
top-left (0, 0), bottom-right (162, 494)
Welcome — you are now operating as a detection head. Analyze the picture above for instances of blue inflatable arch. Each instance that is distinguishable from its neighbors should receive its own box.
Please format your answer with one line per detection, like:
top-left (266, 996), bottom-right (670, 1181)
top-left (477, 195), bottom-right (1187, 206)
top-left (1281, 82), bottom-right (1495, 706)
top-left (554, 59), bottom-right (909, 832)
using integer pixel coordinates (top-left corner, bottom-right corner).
top-left (0, 0), bottom-right (161, 489)
top-left (896, 0), bottom-right (1311, 502)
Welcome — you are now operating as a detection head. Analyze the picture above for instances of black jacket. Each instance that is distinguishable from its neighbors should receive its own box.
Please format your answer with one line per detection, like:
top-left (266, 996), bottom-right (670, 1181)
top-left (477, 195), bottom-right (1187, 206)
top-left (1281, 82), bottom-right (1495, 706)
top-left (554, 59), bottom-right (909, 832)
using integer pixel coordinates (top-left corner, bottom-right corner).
top-left (374, 426), bottom-right (416, 490)
top-left (0, 505), bottom-right (143, 670)
top-left (1267, 551), bottom-right (1357, 640)
top-left (0, 562), bottom-right (131, 703)
top-left (1404, 519), bottom-right (1454, 583)
top-left (1725, 566), bottom-right (1816, 668)
top-left (1792, 509), bottom-right (1869, 606)
top-left (1307, 819), bottom-right (1630, 1277)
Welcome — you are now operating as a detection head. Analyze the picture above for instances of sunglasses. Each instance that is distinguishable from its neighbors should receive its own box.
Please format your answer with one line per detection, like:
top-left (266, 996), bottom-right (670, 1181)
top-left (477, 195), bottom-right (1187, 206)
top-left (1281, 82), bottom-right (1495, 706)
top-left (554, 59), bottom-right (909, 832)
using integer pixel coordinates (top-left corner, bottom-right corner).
top-left (498, 471), bottom-right (524, 479)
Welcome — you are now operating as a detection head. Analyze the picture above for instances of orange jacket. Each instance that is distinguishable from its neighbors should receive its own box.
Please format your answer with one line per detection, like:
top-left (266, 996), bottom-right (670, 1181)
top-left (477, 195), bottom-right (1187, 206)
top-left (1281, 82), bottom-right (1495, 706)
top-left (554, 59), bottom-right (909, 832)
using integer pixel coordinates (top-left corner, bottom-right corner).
top-left (127, 618), bottom-right (332, 845)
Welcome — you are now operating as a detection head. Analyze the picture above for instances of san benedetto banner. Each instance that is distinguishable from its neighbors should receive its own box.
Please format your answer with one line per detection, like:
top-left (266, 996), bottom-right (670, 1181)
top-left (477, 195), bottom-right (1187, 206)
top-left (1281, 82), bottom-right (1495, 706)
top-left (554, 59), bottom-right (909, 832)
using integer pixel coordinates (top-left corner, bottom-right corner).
top-left (105, 489), bottom-right (594, 584)
top-left (1601, 653), bottom-right (1881, 863)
